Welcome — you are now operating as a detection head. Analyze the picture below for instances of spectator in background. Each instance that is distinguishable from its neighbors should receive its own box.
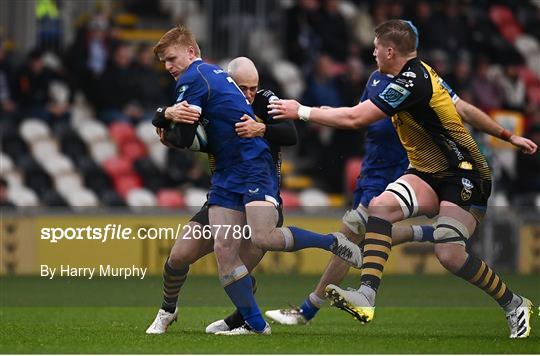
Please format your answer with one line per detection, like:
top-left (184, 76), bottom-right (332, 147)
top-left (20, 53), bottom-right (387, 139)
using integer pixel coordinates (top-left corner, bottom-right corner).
top-left (284, 0), bottom-right (321, 74)
top-left (302, 54), bottom-right (343, 108)
top-left (13, 48), bottom-right (70, 126)
top-left (0, 41), bottom-right (16, 120)
top-left (515, 124), bottom-right (540, 198)
top-left (97, 42), bottom-right (143, 123)
top-left (497, 63), bottom-right (526, 111)
top-left (470, 56), bottom-right (504, 112)
top-left (300, 54), bottom-right (349, 192)
top-left (445, 53), bottom-right (473, 103)
top-left (64, 14), bottom-right (110, 104)
top-left (317, 0), bottom-right (350, 63)
top-left (133, 44), bottom-right (167, 119)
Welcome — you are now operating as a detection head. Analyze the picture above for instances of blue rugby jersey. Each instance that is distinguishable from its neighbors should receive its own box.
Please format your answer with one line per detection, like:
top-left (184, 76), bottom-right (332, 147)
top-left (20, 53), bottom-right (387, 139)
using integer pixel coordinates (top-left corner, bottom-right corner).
top-left (359, 70), bottom-right (408, 175)
top-left (174, 59), bottom-right (271, 171)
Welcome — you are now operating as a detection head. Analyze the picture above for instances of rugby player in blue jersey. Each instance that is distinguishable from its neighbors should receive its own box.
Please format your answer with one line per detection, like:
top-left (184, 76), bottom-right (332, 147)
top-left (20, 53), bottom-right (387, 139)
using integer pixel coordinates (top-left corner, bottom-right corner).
top-left (146, 56), bottom-right (296, 335)
top-left (147, 26), bottom-right (362, 336)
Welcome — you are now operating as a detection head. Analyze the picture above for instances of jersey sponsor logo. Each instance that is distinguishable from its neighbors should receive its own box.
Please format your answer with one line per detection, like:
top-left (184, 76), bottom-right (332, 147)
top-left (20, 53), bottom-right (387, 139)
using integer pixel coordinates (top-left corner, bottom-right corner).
top-left (175, 85), bottom-right (188, 103)
top-left (378, 83), bottom-right (411, 108)
top-left (402, 71), bottom-right (416, 78)
top-left (372, 79), bottom-right (380, 86)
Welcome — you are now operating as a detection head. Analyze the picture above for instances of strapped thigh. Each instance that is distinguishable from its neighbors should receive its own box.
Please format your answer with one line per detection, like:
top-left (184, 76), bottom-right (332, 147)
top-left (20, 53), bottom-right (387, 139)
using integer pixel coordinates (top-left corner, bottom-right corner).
top-left (385, 179), bottom-right (419, 218)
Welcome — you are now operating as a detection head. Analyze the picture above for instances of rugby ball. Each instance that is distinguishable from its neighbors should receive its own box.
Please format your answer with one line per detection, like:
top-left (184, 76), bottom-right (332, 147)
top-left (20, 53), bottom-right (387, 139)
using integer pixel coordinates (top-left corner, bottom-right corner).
top-left (189, 124), bottom-right (208, 152)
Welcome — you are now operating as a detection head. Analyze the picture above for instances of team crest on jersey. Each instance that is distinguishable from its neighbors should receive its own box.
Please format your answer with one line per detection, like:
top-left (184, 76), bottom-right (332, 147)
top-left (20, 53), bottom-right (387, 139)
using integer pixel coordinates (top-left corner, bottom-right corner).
top-left (175, 85), bottom-right (188, 103)
top-left (379, 83), bottom-right (411, 108)
top-left (460, 178), bottom-right (474, 201)
top-left (402, 71), bottom-right (416, 78)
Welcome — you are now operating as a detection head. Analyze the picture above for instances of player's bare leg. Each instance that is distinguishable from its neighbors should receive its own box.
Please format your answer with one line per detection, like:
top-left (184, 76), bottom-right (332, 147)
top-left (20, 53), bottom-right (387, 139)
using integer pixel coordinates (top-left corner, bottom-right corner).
top-left (146, 221), bottom-right (213, 334)
top-left (326, 174), bottom-right (439, 323)
top-left (246, 201), bottom-right (362, 267)
top-left (210, 206), bottom-right (269, 334)
top-left (206, 237), bottom-right (266, 333)
top-left (265, 209), bottom-right (434, 325)
top-left (434, 202), bottom-right (533, 338)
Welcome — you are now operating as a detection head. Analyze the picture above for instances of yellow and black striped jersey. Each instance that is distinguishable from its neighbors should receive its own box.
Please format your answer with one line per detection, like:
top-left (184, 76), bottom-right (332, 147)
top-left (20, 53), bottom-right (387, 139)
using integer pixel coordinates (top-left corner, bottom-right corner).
top-left (371, 58), bottom-right (491, 180)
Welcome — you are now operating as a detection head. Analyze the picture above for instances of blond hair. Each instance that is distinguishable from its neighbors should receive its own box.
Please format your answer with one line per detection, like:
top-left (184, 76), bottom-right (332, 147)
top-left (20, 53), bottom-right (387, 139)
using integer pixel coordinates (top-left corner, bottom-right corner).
top-left (374, 20), bottom-right (417, 55)
top-left (153, 25), bottom-right (201, 58)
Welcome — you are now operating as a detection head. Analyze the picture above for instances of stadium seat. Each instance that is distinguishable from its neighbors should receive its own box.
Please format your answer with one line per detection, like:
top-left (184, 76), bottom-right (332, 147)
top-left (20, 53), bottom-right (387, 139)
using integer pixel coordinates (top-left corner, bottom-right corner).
top-left (23, 166), bottom-right (53, 198)
top-left (515, 35), bottom-right (540, 59)
top-left (126, 188), bottom-right (156, 208)
top-left (90, 140), bottom-right (117, 164)
top-left (109, 121), bottom-right (136, 145)
top-left (133, 158), bottom-right (167, 192)
top-left (59, 128), bottom-right (89, 161)
top-left (279, 190), bottom-right (300, 210)
top-left (102, 157), bottom-right (133, 178)
top-left (3, 171), bottom-right (23, 188)
top-left (7, 186), bottom-right (39, 206)
top-left (83, 167), bottom-right (113, 195)
top-left (31, 139), bottom-right (59, 162)
top-left (113, 173), bottom-right (142, 198)
top-left (65, 188), bottom-right (99, 208)
top-left (42, 189), bottom-right (68, 207)
top-left (120, 139), bottom-right (147, 162)
top-left (500, 23), bottom-right (522, 43)
top-left (299, 188), bottom-right (330, 212)
top-left (157, 189), bottom-right (185, 208)
top-left (345, 158), bottom-right (362, 194)
top-left (271, 59), bottom-right (305, 99)
top-left (489, 5), bottom-right (514, 27)
top-left (136, 121), bottom-right (161, 146)
top-left (100, 189), bottom-right (126, 207)
top-left (149, 142), bottom-right (168, 170)
top-left (77, 120), bottom-right (109, 143)
top-left (54, 173), bottom-right (83, 197)
top-left (40, 154), bottom-right (74, 177)
top-left (1, 134), bottom-right (29, 160)
top-left (184, 187), bottom-right (207, 211)
top-left (0, 152), bottom-right (14, 175)
top-left (19, 119), bottom-right (51, 143)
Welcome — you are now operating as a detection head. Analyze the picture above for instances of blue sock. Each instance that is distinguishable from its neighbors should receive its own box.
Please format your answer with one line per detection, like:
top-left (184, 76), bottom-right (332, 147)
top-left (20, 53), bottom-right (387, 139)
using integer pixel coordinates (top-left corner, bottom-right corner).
top-left (420, 225), bottom-right (435, 242)
top-left (223, 274), bottom-right (266, 332)
top-left (299, 298), bottom-right (319, 321)
top-left (288, 226), bottom-right (335, 251)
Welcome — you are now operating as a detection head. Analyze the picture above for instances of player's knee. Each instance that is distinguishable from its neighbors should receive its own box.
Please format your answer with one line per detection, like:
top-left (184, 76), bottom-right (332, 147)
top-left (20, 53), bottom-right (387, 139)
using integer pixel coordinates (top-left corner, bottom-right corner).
top-left (434, 244), bottom-right (465, 272)
top-left (168, 249), bottom-right (196, 267)
top-left (249, 230), bottom-right (270, 250)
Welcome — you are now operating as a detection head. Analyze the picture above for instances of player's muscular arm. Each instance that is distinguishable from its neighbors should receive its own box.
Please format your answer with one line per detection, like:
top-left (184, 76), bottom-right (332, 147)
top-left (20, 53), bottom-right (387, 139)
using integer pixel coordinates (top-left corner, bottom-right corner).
top-left (457, 100), bottom-right (537, 154)
top-left (268, 99), bottom-right (384, 129)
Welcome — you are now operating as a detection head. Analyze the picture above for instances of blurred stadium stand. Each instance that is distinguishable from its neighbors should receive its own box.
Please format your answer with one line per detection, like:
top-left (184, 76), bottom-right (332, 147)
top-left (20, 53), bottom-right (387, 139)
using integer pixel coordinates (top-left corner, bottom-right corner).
top-left (0, 0), bottom-right (538, 212)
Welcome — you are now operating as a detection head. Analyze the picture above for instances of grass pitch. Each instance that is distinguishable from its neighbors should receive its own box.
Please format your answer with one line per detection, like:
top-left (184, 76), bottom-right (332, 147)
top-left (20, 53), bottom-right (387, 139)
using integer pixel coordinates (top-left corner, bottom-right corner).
top-left (1, 274), bottom-right (539, 353)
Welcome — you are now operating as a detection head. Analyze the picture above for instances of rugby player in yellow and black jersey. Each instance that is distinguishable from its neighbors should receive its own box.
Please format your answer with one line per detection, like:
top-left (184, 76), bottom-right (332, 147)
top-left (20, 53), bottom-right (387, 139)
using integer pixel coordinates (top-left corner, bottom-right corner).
top-left (147, 57), bottom-right (297, 335)
top-left (270, 19), bottom-right (537, 338)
